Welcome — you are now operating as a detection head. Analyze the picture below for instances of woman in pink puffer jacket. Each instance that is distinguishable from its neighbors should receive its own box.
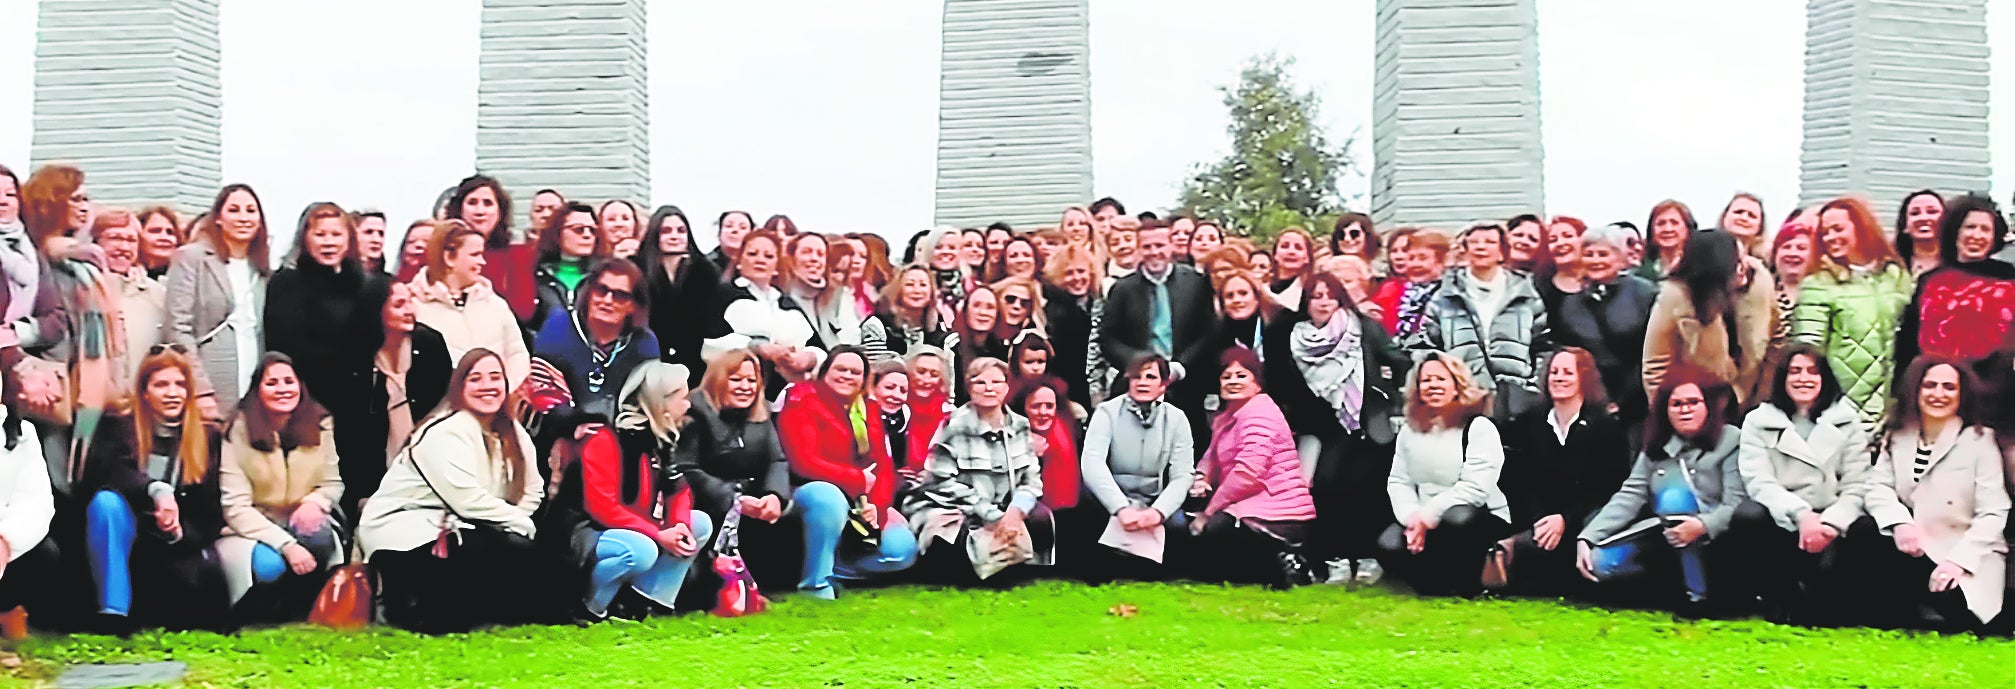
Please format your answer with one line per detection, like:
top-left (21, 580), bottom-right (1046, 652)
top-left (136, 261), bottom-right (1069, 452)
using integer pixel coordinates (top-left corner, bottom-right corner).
top-left (1189, 347), bottom-right (1320, 586)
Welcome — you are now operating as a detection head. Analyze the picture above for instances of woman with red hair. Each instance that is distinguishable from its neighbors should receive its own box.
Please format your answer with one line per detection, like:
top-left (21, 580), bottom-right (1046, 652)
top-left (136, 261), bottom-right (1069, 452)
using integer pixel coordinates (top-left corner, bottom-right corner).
top-left (1534, 216), bottom-right (1588, 316)
top-left (1791, 196), bottom-right (1913, 424)
top-left (1770, 213), bottom-right (1820, 343)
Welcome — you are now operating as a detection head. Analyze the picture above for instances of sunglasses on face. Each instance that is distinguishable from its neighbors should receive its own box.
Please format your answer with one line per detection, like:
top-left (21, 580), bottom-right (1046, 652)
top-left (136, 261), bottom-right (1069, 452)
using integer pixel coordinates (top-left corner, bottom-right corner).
top-left (1001, 294), bottom-right (1029, 306)
top-left (590, 283), bottom-right (635, 303)
top-left (148, 342), bottom-right (192, 355)
top-left (563, 223), bottom-right (596, 235)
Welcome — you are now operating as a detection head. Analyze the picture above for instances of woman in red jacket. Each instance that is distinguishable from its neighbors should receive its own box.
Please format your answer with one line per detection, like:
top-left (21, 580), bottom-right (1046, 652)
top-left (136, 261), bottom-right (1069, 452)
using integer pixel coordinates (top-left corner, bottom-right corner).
top-left (550, 362), bottom-right (712, 619)
top-left (900, 345), bottom-right (955, 475)
top-left (777, 344), bottom-right (918, 599)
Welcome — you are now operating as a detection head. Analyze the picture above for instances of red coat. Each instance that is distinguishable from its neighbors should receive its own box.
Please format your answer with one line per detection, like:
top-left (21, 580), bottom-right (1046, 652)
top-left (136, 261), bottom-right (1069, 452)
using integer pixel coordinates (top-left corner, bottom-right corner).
top-left (580, 427), bottom-right (694, 535)
top-left (779, 383), bottom-right (897, 511)
top-left (484, 243), bottom-right (538, 324)
top-left (1372, 278), bottom-right (1406, 335)
top-left (904, 392), bottom-right (950, 472)
top-left (1036, 420), bottom-right (1080, 509)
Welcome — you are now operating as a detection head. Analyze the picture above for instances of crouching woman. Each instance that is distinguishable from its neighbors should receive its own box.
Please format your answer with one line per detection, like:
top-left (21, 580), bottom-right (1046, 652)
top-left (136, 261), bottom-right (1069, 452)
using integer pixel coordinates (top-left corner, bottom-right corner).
top-left (904, 357), bottom-right (1052, 582)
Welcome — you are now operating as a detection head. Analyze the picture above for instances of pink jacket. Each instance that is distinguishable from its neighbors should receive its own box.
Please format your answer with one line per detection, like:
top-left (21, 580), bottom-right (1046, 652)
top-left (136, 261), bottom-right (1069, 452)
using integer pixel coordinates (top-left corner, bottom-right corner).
top-left (1199, 394), bottom-right (1318, 523)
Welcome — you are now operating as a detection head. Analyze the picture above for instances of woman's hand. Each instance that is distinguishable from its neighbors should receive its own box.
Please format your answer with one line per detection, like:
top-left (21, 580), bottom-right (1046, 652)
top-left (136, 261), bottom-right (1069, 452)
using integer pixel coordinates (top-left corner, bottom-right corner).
top-left (1663, 516), bottom-right (1706, 547)
top-left (1929, 560), bottom-right (1968, 593)
top-left (1029, 433), bottom-right (1049, 458)
top-left (1189, 514), bottom-right (1209, 536)
top-left (1796, 511), bottom-right (1839, 553)
top-left (659, 523), bottom-right (700, 558)
top-left (1575, 541), bottom-right (1599, 582)
top-left (1403, 514), bottom-right (1429, 554)
top-left (154, 495), bottom-right (183, 538)
top-left (1893, 523), bottom-right (1926, 557)
top-left (281, 542), bottom-right (318, 576)
top-left (289, 501), bottom-right (328, 536)
top-left (992, 508), bottom-right (1026, 542)
top-left (572, 422), bottom-right (605, 442)
top-left (739, 494), bottom-right (784, 523)
top-left (1532, 514), bottom-right (1566, 551)
top-left (1188, 473), bottom-right (1210, 498)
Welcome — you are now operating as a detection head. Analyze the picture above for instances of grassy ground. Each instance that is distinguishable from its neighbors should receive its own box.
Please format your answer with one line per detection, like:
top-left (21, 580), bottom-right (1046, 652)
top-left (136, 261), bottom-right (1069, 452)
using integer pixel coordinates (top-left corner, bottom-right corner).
top-left (5, 582), bottom-right (2014, 688)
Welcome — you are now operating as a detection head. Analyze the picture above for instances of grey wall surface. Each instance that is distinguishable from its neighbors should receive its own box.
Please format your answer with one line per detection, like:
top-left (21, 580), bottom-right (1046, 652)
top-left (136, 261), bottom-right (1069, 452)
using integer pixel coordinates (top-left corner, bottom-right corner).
top-left (933, 0), bottom-right (1094, 230)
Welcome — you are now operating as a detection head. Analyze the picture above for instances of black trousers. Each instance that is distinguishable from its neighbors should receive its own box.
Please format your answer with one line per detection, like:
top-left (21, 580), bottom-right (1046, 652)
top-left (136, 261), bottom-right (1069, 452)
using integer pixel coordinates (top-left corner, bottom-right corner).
top-left (373, 527), bottom-right (546, 634)
top-left (1180, 513), bottom-right (1313, 587)
top-left (1379, 505), bottom-right (1511, 597)
top-left (1306, 430), bottom-right (1396, 562)
top-left (1497, 526), bottom-right (1588, 597)
top-left (1718, 501), bottom-right (1875, 618)
top-left (1853, 537), bottom-right (1982, 631)
top-left (0, 537), bottom-right (57, 614)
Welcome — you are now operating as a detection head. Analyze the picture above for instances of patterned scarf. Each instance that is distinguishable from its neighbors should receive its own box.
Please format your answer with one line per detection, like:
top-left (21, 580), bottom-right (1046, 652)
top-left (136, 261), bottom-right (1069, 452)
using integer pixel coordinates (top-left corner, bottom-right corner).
top-left (1394, 280), bottom-right (1436, 338)
top-left (1290, 314), bottom-right (1365, 432)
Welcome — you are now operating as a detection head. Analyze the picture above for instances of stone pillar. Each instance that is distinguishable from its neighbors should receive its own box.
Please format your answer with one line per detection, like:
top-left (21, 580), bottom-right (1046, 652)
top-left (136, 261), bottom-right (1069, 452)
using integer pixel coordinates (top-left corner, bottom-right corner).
top-left (933, 0), bottom-right (1093, 229)
top-left (31, 0), bottom-right (222, 214)
top-left (1371, 0), bottom-right (1546, 228)
top-left (1799, 0), bottom-right (1991, 208)
top-left (477, 0), bottom-right (650, 223)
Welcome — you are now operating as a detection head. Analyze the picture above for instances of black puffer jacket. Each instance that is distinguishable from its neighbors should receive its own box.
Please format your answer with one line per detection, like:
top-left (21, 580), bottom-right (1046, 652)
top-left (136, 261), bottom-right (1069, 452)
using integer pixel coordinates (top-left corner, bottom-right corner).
top-left (674, 396), bottom-right (788, 521)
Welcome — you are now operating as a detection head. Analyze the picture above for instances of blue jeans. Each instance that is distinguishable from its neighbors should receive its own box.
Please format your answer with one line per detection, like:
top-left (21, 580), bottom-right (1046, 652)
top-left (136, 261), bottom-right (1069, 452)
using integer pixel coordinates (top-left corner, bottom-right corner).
top-left (1591, 484), bottom-right (1709, 601)
top-left (84, 491), bottom-right (137, 615)
top-left (795, 482), bottom-right (917, 592)
top-left (585, 512), bottom-right (715, 616)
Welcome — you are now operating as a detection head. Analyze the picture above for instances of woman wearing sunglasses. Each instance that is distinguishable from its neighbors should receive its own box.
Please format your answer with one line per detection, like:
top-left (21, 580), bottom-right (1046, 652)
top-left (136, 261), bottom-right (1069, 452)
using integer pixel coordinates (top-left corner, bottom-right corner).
top-left (532, 260), bottom-right (660, 429)
top-left (528, 202), bottom-right (610, 334)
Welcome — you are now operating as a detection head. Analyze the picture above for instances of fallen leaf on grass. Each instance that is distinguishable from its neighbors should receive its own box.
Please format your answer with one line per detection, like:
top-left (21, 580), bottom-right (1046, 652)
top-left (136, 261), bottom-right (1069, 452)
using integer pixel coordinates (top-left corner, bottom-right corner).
top-left (1108, 604), bottom-right (1138, 618)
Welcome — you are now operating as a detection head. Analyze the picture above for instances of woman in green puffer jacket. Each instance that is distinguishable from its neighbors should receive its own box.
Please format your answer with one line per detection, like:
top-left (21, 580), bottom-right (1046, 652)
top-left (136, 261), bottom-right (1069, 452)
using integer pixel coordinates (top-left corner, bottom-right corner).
top-left (1791, 196), bottom-right (1913, 426)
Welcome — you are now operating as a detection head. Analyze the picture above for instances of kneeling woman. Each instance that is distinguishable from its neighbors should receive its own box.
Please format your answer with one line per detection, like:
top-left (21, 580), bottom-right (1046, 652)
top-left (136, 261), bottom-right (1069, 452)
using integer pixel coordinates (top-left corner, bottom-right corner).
top-left (548, 362), bottom-right (712, 619)
top-left (360, 349), bottom-right (546, 632)
top-left (904, 357), bottom-right (1052, 582)
top-left (1861, 359), bottom-right (2007, 630)
top-left (1190, 347), bottom-right (1320, 587)
top-left (777, 345), bottom-right (918, 598)
top-left (1382, 351), bottom-right (1512, 596)
top-left (80, 350), bottom-right (231, 629)
top-left (1577, 369), bottom-right (1746, 612)
top-left (216, 353), bottom-right (344, 620)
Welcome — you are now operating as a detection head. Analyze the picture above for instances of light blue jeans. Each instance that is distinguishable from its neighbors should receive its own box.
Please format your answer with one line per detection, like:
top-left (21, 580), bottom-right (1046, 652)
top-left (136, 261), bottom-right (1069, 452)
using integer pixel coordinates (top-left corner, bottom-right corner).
top-left (1591, 484), bottom-right (1709, 602)
top-left (585, 512), bottom-right (716, 616)
top-left (795, 482), bottom-right (917, 593)
top-left (84, 491), bottom-right (137, 615)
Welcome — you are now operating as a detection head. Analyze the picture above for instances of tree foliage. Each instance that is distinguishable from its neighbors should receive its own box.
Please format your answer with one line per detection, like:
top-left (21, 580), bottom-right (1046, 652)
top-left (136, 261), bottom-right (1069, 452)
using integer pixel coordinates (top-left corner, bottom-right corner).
top-left (1176, 54), bottom-right (1360, 244)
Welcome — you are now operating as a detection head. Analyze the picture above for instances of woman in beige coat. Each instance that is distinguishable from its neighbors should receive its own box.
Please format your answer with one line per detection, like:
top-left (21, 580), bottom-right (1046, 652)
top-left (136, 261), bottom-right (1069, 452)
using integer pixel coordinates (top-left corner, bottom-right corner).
top-left (1642, 231), bottom-right (1774, 405)
top-left (1863, 358), bottom-right (2008, 629)
top-left (215, 353), bottom-right (343, 619)
top-left (407, 220), bottom-right (531, 387)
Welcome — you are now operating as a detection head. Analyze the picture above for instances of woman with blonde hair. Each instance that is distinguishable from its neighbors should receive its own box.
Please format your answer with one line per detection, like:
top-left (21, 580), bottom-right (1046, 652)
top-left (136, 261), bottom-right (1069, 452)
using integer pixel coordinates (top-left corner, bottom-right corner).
top-left (990, 276), bottom-right (1047, 342)
top-left (1380, 350), bottom-right (1510, 596)
top-left (1791, 196), bottom-right (1913, 424)
top-left (862, 264), bottom-right (949, 364)
top-left (408, 220), bottom-right (532, 387)
top-left (1041, 245), bottom-right (1106, 407)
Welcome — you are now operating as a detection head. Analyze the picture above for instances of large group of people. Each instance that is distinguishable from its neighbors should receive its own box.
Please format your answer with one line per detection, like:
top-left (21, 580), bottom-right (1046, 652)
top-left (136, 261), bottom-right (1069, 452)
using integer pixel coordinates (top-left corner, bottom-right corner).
top-left (0, 160), bottom-right (2013, 637)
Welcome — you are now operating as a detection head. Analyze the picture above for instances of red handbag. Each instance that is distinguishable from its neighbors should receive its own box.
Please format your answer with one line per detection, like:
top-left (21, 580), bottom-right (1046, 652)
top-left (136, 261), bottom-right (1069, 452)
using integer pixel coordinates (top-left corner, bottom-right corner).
top-left (308, 564), bottom-right (373, 630)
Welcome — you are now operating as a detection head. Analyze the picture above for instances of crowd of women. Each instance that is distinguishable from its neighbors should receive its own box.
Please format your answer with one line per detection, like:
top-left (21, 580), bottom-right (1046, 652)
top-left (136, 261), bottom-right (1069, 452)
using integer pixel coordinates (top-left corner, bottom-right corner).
top-left (0, 161), bottom-right (2012, 637)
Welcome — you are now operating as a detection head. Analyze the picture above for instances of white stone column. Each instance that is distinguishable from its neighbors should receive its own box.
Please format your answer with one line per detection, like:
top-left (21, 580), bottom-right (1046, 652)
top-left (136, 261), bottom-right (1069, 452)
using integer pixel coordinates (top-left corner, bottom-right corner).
top-left (933, 0), bottom-right (1093, 229)
top-left (31, 0), bottom-right (222, 214)
top-left (477, 0), bottom-right (650, 219)
top-left (1800, 0), bottom-right (1991, 207)
top-left (1371, 0), bottom-right (1546, 228)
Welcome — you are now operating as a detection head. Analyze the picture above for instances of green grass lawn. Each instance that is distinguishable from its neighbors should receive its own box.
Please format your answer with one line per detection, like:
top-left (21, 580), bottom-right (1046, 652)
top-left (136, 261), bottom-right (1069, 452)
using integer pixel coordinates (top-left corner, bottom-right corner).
top-left (6, 582), bottom-right (2014, 688)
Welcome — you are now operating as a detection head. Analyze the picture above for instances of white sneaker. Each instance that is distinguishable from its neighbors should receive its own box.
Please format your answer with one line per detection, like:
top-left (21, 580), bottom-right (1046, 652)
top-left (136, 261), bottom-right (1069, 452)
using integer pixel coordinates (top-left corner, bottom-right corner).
top-left (1353, 558), bottom-right (1385, 586)
top-left (1322, 558), bottom-right (1353, 585)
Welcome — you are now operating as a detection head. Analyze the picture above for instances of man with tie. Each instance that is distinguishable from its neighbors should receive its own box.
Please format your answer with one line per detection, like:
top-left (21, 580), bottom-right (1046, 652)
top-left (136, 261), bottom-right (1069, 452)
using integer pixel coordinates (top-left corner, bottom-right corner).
top-left (1100, 220), bottom-right (1217, 453)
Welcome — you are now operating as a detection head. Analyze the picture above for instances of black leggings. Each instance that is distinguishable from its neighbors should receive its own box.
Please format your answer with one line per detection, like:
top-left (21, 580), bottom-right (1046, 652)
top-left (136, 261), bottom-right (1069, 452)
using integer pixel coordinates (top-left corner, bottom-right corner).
top-left (1857, 538), bottom-right (1981, 630)
top-left (372, 527), bottom-right (546, 634)
top-left (1307, 432), bottom-right (1396, 562)
top-left (1719, 502), bottom-right (1874, 613)
top-left (1183, 513), bottom-right (1313, 586)
top-left (1379, 505), bottom-right (1511, 596)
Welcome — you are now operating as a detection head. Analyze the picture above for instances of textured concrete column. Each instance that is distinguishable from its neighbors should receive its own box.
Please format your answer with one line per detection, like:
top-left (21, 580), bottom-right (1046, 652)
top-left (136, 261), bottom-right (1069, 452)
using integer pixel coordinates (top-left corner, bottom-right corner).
top-left (1371, 0), bottom-right (1545, 228)
top-left (477, 0), bottom-right (649, 218)
top-left (1799, 0), bottom-right (1991, 207)
top-left (31, 0), bottom-right (222, 214)
top-left (933, 0), bottom-right (1093, 229)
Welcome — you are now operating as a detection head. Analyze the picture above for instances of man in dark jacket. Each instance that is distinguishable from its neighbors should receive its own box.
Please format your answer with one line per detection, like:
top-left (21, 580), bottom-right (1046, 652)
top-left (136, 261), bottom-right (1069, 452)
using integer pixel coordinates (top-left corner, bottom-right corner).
top-left (1101, 220), bottom-right (1216, 453)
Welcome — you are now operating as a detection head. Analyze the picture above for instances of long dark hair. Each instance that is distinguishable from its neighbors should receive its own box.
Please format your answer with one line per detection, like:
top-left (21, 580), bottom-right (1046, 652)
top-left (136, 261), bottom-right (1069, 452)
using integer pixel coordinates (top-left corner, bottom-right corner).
top-left (1895, 189), bottom-right (1943, 263)
top-left (200, 183), bottom-right (275, 277)
top-left (1668, 229), bottom-right (1738, 325)
top-left (234, 353), bottom-right (328, 453)
top-left (446, 174), bottom-right (513, 250)
top-left (534, 202), bottom-right (607, 265)
top-left (1889, 356), bottom-right (1983, 432)
top-left (1764, 343), bottom-right (1844, 419)
top-left (1937, 194), bottom-right (2009, 265)
top-left (1643, 366), bottom-right (1733, 456)
top-left (637, 204), bottom-right (692, 267)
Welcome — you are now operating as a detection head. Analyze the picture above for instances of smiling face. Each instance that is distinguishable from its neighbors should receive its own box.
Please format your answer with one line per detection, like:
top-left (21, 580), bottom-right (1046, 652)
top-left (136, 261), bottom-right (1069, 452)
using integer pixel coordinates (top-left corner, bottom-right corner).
top-left (1773, 234), bottom-right (1814, 280)
top-left (790, 236), bottom-right (828, 289)
top-left (1957, 210), bottom-right (1998, 262)
top-left (968, 366), bottom-right (1009, 411)
top-left (960, 232), bottom-right (987, 267)
top-left (908, 355), bottom-right (945, 399)
top-left (1190, 225), bottom-right (1223, 259)
top-left (1334, 222), bottom-right (1367, 256)
top-left (1507, 221), bottom-right (1541, 263)
top-left (304, 216), bottom-right (350, 268)
top-left (1004, 242), bottom-right (1038, 278)
top-left (1220, 275), bottom-right (1260, 320)
top-left (1060, 263), bottom-right (1093, 297)
top-left (460, 186), bottom-right (500, 237)
top-left (447, 235), bottom-right (487, 286)
top-left (985, 229), bottom-right (1010, 261)
top-left (1547, 222), bottom-right (1582, 264)
top-left (718, 213), bottom-right (752, 254)
top-left (96, 218), bottom-right (141, 274)
top-left (1545, 352), bottom-right (1580, 404)
top-left (998, 284), bottom-right (1032, 326)
top-left (1918, 364), bottom-right (1961, 423)
top-left (1583, 241), bottom-right (1622, 282)
top-left (1651, 209), bottom-right (1688, 252)
top-left (738, 235), bottom-right (780, 284)
top-left (67, 184), bottom-right (91, 232)
top-left (897, 268), bottom-right (933, 310)
top-left (1273, 233), bottom-right (1310, 277)
top-left (873, 370), bottom-right (909, 414)
top-left (823, 352), bottom-right (866, 399)
top-left (599, 202), bottom-right (637, 243)
top-left (529, 192), bottom-right (565, 233)
top-left (461, 355), bottom-right (509, 416)
top-left (382, 282), bottom-right (417, 334)
top-left (0, 174), bottom-right (16, 225)
top-left (1784, 354), bottom-right (1824, 409)
top-left (658, 214), bottom-right (690, 255)
top-left (931, 233), bottom-right (963, 270)
top-left (140, 211), bottom-right (179, 264)
top-left (1417, 360), bottom-right (1455, 409)
top-left (1819, 208), bottom-right (1858, 262)
top-left (1022, 385), bottom-right (1058, 433)
top-left (1905, 194), bottom-right (1944, 243)
top-left (1062, 209), bottom-right (1094, 247)
top-left (1218, 361), bottom-right (1259, 402)
top-left (585, 271), bottom-right (637, 331)
top-left (219, 190), bottom-right (263, 249)
top-left (722, 360), bottom-right (761, 410)
top-left (1139, 228), bottom-right (1173, 274)
top-left (1716, 199), bottom-right (1759, 240)
top-left (355, 215), bottom-right (387, 261)
top-left (1666, 383), bottom-right (1708, 437)
top-left (144, 365), bottom-right (190, 420)
top-left (1465, 228), bottom-right (1503, 272)
top-left (965, 288), bottom-right (999, 332)
top-left (1127, 363), bottom-right (1167, 403)
top-left (258, 362), bottom-right (302, 417)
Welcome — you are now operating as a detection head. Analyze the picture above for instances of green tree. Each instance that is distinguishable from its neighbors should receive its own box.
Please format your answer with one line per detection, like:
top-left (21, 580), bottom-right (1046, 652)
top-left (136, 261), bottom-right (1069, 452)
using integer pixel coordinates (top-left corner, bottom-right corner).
top-left (1176, 54), bottom-right (1359, 244)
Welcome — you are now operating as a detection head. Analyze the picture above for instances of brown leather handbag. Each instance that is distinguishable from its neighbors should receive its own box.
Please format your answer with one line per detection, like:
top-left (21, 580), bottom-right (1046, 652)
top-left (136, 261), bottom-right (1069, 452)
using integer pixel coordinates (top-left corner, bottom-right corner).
top-left (308, 563), bottom-right (373, 630)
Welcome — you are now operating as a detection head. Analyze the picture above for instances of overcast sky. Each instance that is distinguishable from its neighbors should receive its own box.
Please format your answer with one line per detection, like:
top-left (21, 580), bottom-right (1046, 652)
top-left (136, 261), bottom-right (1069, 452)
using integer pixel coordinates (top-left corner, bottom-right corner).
top-left (0, 0), bottom-right (2009, 252)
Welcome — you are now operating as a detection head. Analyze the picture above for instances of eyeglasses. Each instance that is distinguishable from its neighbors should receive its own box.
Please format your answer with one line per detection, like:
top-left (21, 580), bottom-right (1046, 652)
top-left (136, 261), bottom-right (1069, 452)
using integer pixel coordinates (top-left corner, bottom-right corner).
top-left (148, 342), bottom-right (192, 355)
top-left (563, 223), bottom-right (596, 235)
top-left (1341, 229), bottom-right (1364, 239)
top-left (1001, 294), bottom-right (1029, 306)
top-left (590, 283), bottom-right (635, 303)
top-left (1669, 398), bottom-right (1706, 410)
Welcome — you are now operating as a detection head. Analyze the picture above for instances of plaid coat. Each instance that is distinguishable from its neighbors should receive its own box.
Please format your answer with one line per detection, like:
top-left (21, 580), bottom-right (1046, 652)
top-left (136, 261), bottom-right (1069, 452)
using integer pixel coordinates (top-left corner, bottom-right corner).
top-left (902, 405), bottom-right (1044, 526)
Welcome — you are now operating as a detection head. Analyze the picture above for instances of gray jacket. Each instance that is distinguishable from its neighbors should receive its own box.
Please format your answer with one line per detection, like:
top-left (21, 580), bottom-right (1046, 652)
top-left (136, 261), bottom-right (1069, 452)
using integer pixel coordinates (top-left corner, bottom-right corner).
top-left (164, 239), bottom-right (265, 401)
top-left (1079, 397), bottom-right (1194, 518)
top-left (1406, 268), bottom-right (1549, 420)
top-left (1738, 400), bottom-right (1871, 532)
top-left (1581, 425), bottom-right (1748, 544)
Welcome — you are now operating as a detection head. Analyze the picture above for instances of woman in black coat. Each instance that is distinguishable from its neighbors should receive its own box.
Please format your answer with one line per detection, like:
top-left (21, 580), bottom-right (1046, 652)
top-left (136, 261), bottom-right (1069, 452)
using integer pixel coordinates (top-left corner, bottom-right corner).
top-left (264, 202), bottom-right (367, 404)
top-left (1552, 224), bottom-right (1658, 429)
top-left (1262, 273), bottom-right (1412, 585)
top-left (328, 276), bottom-right (451, 522)
top-left (677, 349), bottom-right (795, 593)
top-left (1487, 347), bottom-right (1633, 594)
top-left (636, 205), bottom-right (722, 385)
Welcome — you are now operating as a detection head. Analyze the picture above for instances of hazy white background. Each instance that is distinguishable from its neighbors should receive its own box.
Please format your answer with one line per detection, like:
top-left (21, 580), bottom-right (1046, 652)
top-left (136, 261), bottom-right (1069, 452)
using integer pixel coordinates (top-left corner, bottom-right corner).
top-left (0, 0), bottom-right (2009, 251)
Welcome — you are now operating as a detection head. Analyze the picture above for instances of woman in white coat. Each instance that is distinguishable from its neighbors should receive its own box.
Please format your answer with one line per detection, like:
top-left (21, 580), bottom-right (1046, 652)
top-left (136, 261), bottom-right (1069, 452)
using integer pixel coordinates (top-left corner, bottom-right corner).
top-left (1861, 358), bottom-right (2008, 630)
top-left (1727, 343), bottom-right (1872, 622)
top-left (407, 221), bottom-right (531, 388)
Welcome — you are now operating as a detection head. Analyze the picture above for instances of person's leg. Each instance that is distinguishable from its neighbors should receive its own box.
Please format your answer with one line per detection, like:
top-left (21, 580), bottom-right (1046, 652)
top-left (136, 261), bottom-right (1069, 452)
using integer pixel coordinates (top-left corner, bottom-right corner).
top-left (83, 491), bottom-right (138, 615)
top-left (1720, 500), bottom-right (1792, 611)
top-left (1341, 437), bottom-right (1397, 582)
top-left (585, 529), bottom-right (660, 617)
top-left (368, 545), bottom-right (441, 632)
top-left (1420, 505), bottom-right (1508, 597)
top-left (632, 512), bottom-right (714, 609)
top-left (792, 482), bottom-right (849, 595)
top-left (249, 544), bottom-right (287, 586)
top-left (842, 508), bottom-right (918, 578)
